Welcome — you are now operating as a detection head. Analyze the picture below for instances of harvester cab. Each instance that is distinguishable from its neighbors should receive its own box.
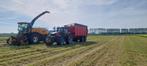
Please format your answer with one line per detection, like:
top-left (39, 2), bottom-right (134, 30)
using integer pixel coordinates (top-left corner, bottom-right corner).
top-left (7, 11), bottom-right (50, 45)
top-left (18, 22), bottom-right (30, 34)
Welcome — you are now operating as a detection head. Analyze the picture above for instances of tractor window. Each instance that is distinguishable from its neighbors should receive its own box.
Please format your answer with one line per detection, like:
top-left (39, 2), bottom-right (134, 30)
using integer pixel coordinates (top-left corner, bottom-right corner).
top-left (18, 23), bottom-right (28, 32)
top-left (57, 27), bottom-right (68, 33)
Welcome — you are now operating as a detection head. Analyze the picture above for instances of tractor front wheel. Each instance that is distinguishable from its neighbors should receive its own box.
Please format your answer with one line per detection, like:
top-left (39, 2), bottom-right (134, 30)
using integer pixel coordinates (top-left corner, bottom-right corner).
top-left (44, 37), bottom-right (53, 46)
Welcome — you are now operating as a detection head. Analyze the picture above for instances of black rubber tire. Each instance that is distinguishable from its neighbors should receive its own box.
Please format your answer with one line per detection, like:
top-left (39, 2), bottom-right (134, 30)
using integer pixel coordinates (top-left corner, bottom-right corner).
top-left (74, 38), bottom-right (78, 42)
top-left (7, 36), bottom-right (16, 45)
top-left (56, 37), bottom-right (64, 45)
top-left (66, 36), bottom-right (73, 44)
top-left (44, 37), bottom-right (53, 46)
top-left (83, 36), bottom-right (87, 42)
top-left (30, 34), bottom-right (40, 44)
top-left (80, 36), bottom-right (84, 42)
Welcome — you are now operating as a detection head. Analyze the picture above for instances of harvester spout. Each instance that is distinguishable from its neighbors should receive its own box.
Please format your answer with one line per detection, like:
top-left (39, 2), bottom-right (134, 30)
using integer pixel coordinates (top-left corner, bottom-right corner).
top-left (30, 11), bottom-right (50, 28)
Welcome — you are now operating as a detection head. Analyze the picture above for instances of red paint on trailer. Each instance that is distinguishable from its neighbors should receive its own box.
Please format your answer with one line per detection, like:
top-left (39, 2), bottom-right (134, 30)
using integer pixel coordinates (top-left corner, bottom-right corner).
top-left (65, 23), bottom-right (88, 37)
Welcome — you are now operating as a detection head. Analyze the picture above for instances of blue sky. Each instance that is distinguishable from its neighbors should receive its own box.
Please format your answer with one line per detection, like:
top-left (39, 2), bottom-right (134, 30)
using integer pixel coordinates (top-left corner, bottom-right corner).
top-left (0, 0), bottom-right (147, 33)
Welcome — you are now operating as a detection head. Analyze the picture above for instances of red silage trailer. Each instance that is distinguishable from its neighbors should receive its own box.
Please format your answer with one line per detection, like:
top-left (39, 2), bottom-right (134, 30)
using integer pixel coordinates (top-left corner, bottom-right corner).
top-left (65, 23), bottom-right (88, 42)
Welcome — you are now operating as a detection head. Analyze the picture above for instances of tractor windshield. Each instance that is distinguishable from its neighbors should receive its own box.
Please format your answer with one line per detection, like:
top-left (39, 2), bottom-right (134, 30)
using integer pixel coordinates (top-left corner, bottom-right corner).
top-left (18, 23), bottom-right (29, 33)
top-left (57, 27), bottom-right (68, 33)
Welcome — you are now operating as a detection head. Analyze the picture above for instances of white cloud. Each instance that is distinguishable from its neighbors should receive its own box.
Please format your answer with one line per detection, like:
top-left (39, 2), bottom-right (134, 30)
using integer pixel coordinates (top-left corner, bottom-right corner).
top-left (96, 0), bottom-right (117, 5)
top-left (0, 0), bottom-right (118, 27)
top-left (76, 0), bottom-right (117, 6)
top-left (0, 0), bottom-right (78, 28)
top-left (52, 0), bottom-right (69, 9)
top-left (0, 0), bottom-right (146, 32)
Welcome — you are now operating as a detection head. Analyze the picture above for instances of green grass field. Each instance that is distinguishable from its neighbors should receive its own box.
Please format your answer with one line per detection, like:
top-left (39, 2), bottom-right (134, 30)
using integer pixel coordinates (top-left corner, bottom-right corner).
top-left (139, 34), bottom-right (147, 38)
top-left (0, 35), bottom-right (147, 66)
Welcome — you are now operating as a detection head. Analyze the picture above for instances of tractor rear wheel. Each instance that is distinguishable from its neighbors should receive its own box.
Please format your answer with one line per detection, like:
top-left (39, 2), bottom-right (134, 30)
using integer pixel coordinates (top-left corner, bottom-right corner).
top-left (56, 37), bottom-right (65, 45)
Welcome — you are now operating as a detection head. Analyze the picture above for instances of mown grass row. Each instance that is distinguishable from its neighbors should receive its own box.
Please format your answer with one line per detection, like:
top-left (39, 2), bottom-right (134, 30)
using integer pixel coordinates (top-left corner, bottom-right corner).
top-left (66, 44), bottom-right (108, 66)
top-left (43, 42), bottom-right (109, 66)
top-left (26, 36), bottom-right (117, 66)
top-left (0, 43), bottom-right (46, 54)
top-left (0, 42), bottom-right (97, 66)
top-left (0, 46), bottom-right (72, 63)
top-left (0, 35), bottom-right (113, 55)
top-left (0, 41), bottom-right (100, 64)
top-left (120, 36), bottom-right (147, 66)
top-left (67, 36), bottom-right (123, 66)
top-left (0, 37), bottom-right (7, 43)
top-left (0, 35), bottom-right (115, 66)
top-left (27, 42), bottom-right (102, 66)
top-left (0, 43), bottom-right (85, 58)
top-left (95, 36), bottom-right (125, 66)
top-left (0, 37), bottom-right (7, 47)
top-left (0, 48), bottom-right (73, 66)
top-left (138, 34), bottom-right (147, 38)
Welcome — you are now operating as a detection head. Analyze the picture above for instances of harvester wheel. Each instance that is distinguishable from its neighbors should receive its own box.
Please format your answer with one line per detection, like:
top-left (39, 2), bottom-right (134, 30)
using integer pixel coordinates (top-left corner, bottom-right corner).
top-left (30, 34), bottom-right (39, 44)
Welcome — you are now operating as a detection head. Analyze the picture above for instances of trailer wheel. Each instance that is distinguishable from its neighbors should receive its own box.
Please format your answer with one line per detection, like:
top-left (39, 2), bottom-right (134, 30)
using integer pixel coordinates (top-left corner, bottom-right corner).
top-left (83, 36), bottom-right (87, 42)
top-left (66, 36), bottom-right (73, 44)
top-left (80, 36), bottom-right (85, 42)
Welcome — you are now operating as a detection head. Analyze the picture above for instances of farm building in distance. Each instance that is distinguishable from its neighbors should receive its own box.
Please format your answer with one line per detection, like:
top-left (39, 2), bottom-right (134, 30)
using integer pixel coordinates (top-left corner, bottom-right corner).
top-left (107, 29), bottom-right (121, 34)
top-left (88, 28), bottom-right (107, 34)
top-left (89, 28), bottom-right (147, 34)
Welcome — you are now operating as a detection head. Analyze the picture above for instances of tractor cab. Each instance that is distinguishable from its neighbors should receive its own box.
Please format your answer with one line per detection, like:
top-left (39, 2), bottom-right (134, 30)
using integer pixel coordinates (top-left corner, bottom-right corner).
top-left (18, 22), bottom-right (31, 33)
top-left (49, 27), bottom-right (68, 35)
top-left (57, 27), bottom-right (68, 33)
